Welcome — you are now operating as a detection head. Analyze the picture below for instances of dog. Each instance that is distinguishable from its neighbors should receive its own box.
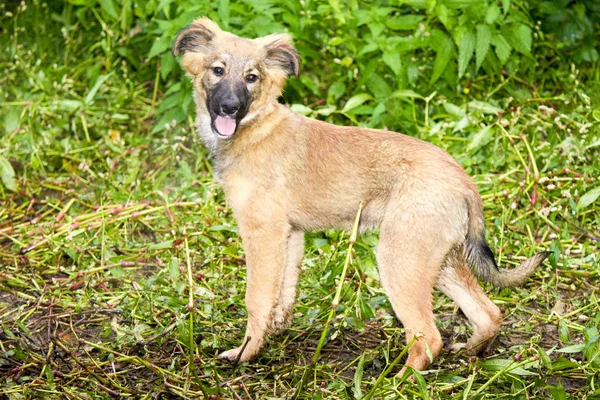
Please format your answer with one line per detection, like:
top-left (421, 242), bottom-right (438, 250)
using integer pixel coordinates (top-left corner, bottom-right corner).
top-left (173, 18), bottom-right (548, 373)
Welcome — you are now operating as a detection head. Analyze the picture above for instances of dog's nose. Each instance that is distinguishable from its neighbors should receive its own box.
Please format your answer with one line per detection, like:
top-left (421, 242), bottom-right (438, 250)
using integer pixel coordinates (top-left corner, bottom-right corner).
top-left (221, 98), bottom-right (240, 116)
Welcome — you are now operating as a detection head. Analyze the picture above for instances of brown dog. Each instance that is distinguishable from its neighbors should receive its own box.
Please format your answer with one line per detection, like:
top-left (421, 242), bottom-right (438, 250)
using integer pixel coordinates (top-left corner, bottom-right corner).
top-left (173, 18), bottom-right (548, 372)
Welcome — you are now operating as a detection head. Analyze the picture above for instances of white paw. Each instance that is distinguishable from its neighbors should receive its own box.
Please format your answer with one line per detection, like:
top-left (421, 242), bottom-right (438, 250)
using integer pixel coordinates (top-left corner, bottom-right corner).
top-left (450, 343), bottom-right (468, 353)
top-left (218, 346), bottom-right (253, 363)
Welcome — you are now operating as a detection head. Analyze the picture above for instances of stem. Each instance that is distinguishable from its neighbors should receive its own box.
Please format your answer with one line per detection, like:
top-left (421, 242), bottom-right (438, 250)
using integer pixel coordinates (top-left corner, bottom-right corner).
top-left (363, 335), bottom-right (418, 400)
top-left (312, 201), bottom-right (362, 365)
top-left (293, 202), bottom-right (363, 399)
top-left (471, 355), bottom-right (537, 397)
top-left (184, 234), bottom-right (209, 398)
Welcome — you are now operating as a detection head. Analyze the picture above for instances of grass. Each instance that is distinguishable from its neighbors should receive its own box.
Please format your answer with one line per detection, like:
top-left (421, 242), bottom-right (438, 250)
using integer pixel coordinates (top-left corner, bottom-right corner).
top-left (1, 2), bottom-right (600, 399)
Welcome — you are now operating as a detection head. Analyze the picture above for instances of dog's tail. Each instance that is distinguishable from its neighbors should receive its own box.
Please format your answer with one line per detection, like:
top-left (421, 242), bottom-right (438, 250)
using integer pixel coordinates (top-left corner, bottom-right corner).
top-left (464, 195), bottom-right (549, 288)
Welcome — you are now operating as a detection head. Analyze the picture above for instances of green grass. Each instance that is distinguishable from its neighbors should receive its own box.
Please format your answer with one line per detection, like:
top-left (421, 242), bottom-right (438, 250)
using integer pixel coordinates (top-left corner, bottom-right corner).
top-left (1, 1), bottom-right (599, 399)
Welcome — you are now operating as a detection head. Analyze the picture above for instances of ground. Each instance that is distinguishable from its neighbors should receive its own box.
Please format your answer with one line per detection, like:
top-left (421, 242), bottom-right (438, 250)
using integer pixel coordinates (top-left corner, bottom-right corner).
top-left (1, 1), bottom-right (599, 399)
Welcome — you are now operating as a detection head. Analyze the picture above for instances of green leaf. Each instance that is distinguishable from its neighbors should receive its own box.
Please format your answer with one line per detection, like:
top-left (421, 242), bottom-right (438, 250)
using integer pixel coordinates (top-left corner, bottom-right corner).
top-left (341, 93), bottom-right (372, 113)
top-left (385, 15), bottom-right (424, 30)
top-left (99, 0), bottom-right (119, 20)
top-left (218, 0), bottom-right (230, 27)
top-left (4, 108), bottom-right (20, 134)
top-left (367, 75), bottom-right (392, 98)
top-left (468, 125), bottom-right (493, 151)
top-left (148, 240), bottom-right (174, 250)
top-left (328, 80), bottom-right (346, 101)
top-left (577, 186), bottom-right (600, 210)
top-left (478, 358), bottom-right (537, 376)
top-left (436, 4), bottom-right (451, 29)
top-left (160, 52), bottom-right (176, 80)
top-left (514, 24), bottom-right (532, 54)
top-left (537, 347), bottom-right (552, 370)
top-left (148, 35), bottom-right (171, 59)
top-left (85, 73), bottom-right (114, 105)
top-left (300, 75), bottom-right (320, 95)
top-left (56, 99), bottom-right (83, 112)
top-left (110, 266), bottom-right (125, 278)
top-left (486, 5), bottom-right (501, 24)
top-left (290, 104), bottom-right (313, 116)
top-left (458, 29), bottom-right (475, 78)
top-left (429, 30), bottom-right (454, 84)
top-left (502, 24), bottom-right (532, 56)
top-left (168, 257), bottom-right (180, 281)
top-left (382, 51), bottom-right (402, 76)
top-left (353, 354), bottom-right (365, 399)
top-left (0, 155), bottom-right (16, 191)
top-left (476, 24), bottom-right (491, 71)
top-left (548, 381), bottom-right (567, 400)
top-left (402, 0), bottom-right (428, 9)
top-left (468, 100), bottom-right (502, 114)
top-left (556, 344), bottom-right (585, 353)
top-left (492, 33), bottom-right (512, 65)
top-left (414, 369), bottom-right (429, 399)
top-left (390, 89), bottom-right (424, 100)
top-left (551, 356), bottom-right (580, 371)
top-left (559, 318), bottom-right (570, 343)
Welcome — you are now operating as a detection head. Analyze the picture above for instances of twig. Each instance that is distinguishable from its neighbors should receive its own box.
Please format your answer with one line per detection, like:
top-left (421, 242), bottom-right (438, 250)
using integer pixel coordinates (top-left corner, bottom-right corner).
top-left (140, 322), bottom-right (177, 345)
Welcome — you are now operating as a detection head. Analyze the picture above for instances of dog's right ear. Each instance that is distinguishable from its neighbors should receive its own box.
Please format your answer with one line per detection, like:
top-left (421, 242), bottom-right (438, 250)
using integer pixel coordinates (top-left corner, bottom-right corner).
top-left (173, 18), bottom-right (221, 75)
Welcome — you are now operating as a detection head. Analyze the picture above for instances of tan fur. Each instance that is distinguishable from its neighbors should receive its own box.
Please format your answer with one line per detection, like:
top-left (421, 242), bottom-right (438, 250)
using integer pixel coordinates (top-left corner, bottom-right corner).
top-left (174, 18), bottom-right (547, 372)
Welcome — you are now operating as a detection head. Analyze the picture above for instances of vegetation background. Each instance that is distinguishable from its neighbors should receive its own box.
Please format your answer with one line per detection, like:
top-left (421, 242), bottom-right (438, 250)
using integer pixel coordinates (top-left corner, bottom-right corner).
top-left (1, 0), bottom-right (599, 398)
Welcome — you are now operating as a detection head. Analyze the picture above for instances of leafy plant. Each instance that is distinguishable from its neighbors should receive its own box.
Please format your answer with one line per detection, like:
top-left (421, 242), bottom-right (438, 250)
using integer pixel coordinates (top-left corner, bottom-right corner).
top-left (530, 0), bottom-right (600, 63)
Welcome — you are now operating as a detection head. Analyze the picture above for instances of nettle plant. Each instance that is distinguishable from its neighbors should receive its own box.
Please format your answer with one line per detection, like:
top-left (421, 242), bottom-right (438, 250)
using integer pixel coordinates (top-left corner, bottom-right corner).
top-left (63, 0), bottom-right (537, 134)
top-left (353, 0), bottom-right (534, 87)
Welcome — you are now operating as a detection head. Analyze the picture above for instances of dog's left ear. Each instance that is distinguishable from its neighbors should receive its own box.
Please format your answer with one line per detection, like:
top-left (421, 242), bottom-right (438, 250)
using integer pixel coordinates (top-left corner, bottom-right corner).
top-left (173, 18), bottom-right (221, 57)
top-left (174, 18), bottom-right (221, 75)
top-left (257, 33), bottom-right (300, 78)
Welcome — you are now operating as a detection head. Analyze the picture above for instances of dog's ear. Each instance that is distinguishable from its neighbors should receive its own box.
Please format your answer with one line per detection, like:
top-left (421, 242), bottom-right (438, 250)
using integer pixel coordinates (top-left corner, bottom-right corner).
top-left (174, 18), bottom-right (221, 75)
top-left (174, 18), bottom-right (220, 56)
top-left (257, 33), bottom-right (300, 78)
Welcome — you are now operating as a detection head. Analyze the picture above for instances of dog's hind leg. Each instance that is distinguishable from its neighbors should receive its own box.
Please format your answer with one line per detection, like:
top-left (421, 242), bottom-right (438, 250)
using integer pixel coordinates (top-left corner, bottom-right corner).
top-left (437, 247), bottom-right (502, 355)
top-left (218, 220), bottom-right (291, 363)
top-left (377, 211), bottom-right (450, 373)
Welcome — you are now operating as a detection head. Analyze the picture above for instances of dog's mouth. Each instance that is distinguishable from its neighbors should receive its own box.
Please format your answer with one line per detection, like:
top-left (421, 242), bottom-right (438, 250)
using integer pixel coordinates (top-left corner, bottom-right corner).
top-left (212, 114), bottom-right (238, 137)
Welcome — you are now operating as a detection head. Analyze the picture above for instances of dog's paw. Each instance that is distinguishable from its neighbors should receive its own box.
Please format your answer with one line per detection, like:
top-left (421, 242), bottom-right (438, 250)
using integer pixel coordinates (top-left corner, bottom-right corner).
top-left (449, 343), bottom-right (468, 353)
top-left (395, 366), bottom-right (417, 383)
top-left (218, 347), bottom-right (243, 363)
top-left (449, 342), bottom-right (482, 356)
top-left (217, 344), bottom-right (256, 363)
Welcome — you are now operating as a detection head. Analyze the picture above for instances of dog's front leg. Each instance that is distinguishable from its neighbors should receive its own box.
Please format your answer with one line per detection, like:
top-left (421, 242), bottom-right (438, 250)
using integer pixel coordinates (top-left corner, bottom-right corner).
top-left (218, 220), bottom-right (291, 363)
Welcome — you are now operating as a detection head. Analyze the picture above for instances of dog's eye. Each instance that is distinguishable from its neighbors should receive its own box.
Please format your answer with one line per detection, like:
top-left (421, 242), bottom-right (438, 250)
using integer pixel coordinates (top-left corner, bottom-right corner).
top-left (245, 74), bottom-right (258, 83)
top-left (212, 67), bottom-right (224, 77)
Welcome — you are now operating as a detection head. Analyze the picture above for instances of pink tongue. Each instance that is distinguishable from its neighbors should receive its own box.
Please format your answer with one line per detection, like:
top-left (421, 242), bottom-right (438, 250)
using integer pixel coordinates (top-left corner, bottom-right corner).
top-left (214, 116), bottom-right (237, 136)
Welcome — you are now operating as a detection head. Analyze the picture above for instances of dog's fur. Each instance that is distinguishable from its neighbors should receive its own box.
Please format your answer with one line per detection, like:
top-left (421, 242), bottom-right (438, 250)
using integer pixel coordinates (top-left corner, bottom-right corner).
top-left (174, 19), bottom-right (548, 372)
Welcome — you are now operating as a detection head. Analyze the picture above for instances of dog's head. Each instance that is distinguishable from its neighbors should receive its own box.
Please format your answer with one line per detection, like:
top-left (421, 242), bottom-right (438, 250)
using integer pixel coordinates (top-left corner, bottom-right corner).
top-left (174, 18), bottom-right (300, 139)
